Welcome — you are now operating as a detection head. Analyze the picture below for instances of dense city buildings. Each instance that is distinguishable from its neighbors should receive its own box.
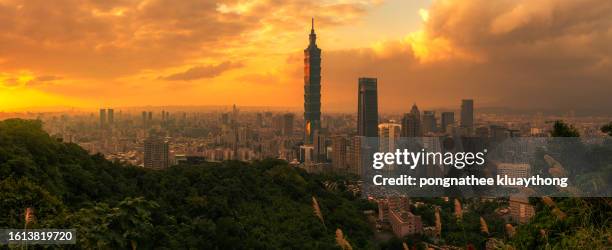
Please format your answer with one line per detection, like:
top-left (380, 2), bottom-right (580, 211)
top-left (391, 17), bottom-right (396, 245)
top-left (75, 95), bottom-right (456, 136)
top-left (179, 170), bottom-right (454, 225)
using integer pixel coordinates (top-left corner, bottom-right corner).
top-left (401, 104), bottom-right (422, 137)
top-left (509, 196), bottom-right (536, 224)
top-left (378, 197), bottom-right (423, 238)
top-left (144, 136), bottom-right (169, 170)
top-left (461, 99), bottom-right (474, 129)
top-left (99, 108), bottom-right (106, 128)
top-left (282, 113), bottom-right (294, 137)
top-left (497, 163), bottom-right (530, 179)
top-left (331, 135), bottom-right (349, 171)
top-left (303, 18), bottom-right (322, 144)
top-left (422, 110), bottom-right (437, 135)
top-left (378, 122), bottom-right (401, 153)
top-left (357, 77), bottom-right (379, 137)
top-left (108, 108), bottom-right (114, 125)
top-left (440, 112), bottom-right (455, 133)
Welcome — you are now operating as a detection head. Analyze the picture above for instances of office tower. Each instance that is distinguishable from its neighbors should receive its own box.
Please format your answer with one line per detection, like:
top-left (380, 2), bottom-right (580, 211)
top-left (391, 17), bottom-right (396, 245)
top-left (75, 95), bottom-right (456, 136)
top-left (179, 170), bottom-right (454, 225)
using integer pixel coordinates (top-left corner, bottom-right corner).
top-left (378, 122), bottom-right (401, 153)
top-left (107, 109), bottom-right (114, 125)
top-left (282, 113), bottom-right (294, 136)
top-left (99, 108), bottom-right (106, 128)
top-left (312, 130), bottom-right (326, 163)
top-left (304, 18), bottom-right (322, 144)
top-left (440, 112), bottom-right (455, 133)
top-left (349, 135), bottom-right (364, 176)
top-left (401, 104), bottom-right (422, 137)
top-left (461, 99), bottom-right (474, 128)
top-left (331, 136), bottom-right (349, 171)
top-left (422, 111), bottom-right (436, 135)
top-left (144, 136), bottom-right (169, 170)
top-left (357, 77), bottom-right (378, 137)
top-left (272, 115), bottom-right (283, 134)
top-left (142, 111), bottom-right (147, 128)
top-left (231, 104), bottom-right (239, 125)
top-left (148, 111), bottom-right (153, 122)
top-left (161, 110), bottom-right (166, 121)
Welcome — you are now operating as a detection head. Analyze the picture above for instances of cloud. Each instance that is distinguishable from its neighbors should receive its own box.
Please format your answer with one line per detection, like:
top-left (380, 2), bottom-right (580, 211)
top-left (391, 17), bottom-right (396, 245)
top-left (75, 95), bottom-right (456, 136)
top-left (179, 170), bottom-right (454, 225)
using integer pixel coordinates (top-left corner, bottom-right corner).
top-left (34, 75), bottom-right (62, 82)
top-left (317, 0), bottom-right (612, 114)
top-left (0, 0), bottom-right (378, 79)
top-left (161, 61), bottom-right (243, 81)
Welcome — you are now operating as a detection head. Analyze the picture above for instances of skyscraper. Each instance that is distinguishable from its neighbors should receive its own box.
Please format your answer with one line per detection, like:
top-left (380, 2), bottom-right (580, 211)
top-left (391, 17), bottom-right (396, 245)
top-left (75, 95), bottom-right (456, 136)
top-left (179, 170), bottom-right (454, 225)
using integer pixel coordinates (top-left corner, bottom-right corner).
top-left (378, 122), bottom-right (401, 153)
top-left (401, 104), bottom-right (421, 137)
top-left (312, 130), bottom-right (326, 163)
top-left (282, 113), bottom-right (294, 136)
top-left (142, 111), bottom-right (148, 128)
top-left (461, 99), bottom-right (474, 128)
top-left (304, 18), bottom-right (321, 144)
top-left (99, 108), bottom-right (106, 128)
top-left (441, 112), bottom-right (455, 133)
top-left (144, 136), bottom-right (169, 170)
top-left (357, 78), bottom-right (378, 137)
top-left (107, 109), bottom-right (114, 125)
top-left (422, 111), bottom-right (436, 135)
top-left (331, 135), bottom-right (349, 171)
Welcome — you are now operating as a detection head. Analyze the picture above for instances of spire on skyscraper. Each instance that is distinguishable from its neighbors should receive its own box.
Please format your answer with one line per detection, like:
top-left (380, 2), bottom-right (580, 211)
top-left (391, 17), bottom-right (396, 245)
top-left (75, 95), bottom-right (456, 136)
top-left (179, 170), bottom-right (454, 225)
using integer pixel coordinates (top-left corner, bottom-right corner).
top-left (309, 17), bottom-right (317, 46)
top-left (311, 17), bottom-right (314, 33)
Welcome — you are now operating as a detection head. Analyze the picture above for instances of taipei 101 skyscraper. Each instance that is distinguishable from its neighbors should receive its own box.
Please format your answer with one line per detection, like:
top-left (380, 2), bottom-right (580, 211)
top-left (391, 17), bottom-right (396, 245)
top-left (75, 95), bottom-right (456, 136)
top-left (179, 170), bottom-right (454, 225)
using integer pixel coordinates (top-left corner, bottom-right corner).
top-left (304, 18), bottom-right (321, 144)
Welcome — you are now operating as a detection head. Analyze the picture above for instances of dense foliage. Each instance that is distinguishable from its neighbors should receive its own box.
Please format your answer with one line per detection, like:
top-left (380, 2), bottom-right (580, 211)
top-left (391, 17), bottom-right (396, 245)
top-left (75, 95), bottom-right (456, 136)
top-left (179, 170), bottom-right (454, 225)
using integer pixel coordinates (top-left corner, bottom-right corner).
top-left (0, 119), bottom-right (375, 249)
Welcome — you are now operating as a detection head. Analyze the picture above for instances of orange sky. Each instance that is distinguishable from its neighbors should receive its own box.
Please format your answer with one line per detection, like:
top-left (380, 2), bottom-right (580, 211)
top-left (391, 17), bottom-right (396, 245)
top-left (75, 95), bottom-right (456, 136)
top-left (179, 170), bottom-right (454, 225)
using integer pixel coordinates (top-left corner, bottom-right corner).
top-left (0, 0), bottom-right (611, 114)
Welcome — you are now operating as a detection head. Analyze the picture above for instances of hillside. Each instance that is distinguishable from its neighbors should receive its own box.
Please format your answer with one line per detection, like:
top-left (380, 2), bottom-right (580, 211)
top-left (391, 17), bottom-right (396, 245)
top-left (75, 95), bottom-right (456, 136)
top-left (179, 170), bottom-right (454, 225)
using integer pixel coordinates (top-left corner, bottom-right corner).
top-left (0, 119), bottom-right (375, 249)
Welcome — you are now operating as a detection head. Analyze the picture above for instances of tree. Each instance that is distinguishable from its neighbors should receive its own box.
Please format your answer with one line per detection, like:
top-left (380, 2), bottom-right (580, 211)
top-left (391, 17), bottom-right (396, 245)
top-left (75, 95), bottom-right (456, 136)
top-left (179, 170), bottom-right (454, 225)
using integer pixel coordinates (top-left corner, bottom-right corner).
top-left (550, 120), bottom-right (580, 137)
top-left (601, 122), bottom-right (612, 136)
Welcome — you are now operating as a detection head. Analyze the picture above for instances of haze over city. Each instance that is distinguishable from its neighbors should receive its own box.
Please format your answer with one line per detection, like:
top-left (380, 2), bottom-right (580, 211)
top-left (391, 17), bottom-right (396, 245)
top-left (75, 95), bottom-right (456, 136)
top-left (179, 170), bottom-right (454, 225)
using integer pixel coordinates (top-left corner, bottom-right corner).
top-left (0, 0), bottom-right (611, 114)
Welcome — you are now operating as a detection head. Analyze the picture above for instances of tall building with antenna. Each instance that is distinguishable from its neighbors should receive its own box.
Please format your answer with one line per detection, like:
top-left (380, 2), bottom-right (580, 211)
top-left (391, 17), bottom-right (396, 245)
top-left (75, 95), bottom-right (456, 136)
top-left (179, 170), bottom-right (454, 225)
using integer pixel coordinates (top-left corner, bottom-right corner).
top-left (304, 18), bottom-right (321, 144)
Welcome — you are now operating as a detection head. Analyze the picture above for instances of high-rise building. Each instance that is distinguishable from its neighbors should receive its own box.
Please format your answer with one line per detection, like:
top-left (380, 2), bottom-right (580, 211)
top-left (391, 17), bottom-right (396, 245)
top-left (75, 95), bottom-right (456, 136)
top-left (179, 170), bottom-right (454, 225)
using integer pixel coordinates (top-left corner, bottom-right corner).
top-left (144, 136), bottom-right (169, 170)
top-left (422, 111), bottom-right (436, 135)
top-left (282, 113), bottom-right (294, 136)
top-left (349, 136), bottom-right (365, 176)
top-left (142, 111), bottom-right (148, 128)
top-left (312, 130), bottom-right (326, 163)
top-left (99, 109), bottom-right (106, 128)
top-left (107, 109), bottom-right (114, 125)
top-left (461, 99), bottom-right (474, 128)
top-left (304, 18), bottom-right (322, 144)
top-left (378, 122), bottom-right (401, 153)
top-left (401, 104), bottom-right (421, 137)
top-left (440, 112), bottom-right (455, 133)
top-left (357, 77), bottom-right (378, 137)
top-left (331, 135), bottom-right (349, 171)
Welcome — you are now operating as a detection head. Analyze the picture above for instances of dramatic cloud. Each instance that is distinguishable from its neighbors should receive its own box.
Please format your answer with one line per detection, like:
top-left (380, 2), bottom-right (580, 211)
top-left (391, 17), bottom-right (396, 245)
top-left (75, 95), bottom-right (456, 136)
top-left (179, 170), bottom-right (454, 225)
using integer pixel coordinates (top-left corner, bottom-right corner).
top-left (318, 0), bottom-right (612, 114)
top-left (0, 0), bottom-right (610, 114)
top-left (161, 62), bottom-right (243, 81)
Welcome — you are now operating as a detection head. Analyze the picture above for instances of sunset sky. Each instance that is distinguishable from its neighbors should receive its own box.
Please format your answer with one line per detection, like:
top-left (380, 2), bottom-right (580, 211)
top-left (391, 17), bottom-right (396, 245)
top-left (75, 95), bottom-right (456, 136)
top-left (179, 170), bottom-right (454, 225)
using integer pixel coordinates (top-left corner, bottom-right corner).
top-left (0, 0), bottom-right (611, 114)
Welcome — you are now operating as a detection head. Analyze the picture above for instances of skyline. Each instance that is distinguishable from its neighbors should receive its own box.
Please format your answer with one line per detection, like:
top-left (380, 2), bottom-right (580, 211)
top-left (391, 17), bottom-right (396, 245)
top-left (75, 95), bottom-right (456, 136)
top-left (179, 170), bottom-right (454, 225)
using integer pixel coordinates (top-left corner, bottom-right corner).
top-left (0, 0), bottom-right (611, 114)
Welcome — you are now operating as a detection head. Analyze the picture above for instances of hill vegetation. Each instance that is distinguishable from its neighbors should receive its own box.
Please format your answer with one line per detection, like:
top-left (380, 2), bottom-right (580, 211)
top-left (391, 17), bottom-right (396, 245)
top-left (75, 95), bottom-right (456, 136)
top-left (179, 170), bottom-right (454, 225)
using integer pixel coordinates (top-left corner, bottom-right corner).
top-left (0, 119), bottom-right (375, 249)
